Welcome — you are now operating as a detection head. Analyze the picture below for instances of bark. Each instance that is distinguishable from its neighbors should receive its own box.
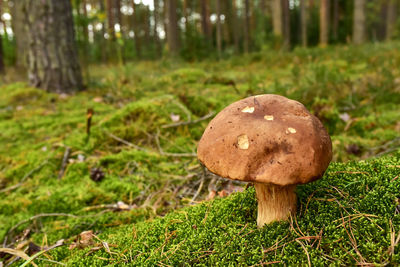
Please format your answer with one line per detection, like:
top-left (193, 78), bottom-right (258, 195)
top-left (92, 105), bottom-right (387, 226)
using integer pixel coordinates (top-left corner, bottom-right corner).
top-left (216, 0), bottom-right (222, 58)
top-left (300, 0), bottom-right (308, 47)
top-left (231, 0), bottom-right (239, 53)
top-left (243, 0), bottom-right (250, 53)
top-left (11, 0), bottom-right (27, 68)
top-left (114, 0), bottom-right (122, 28)
top-left (386, 0), bottom-right (398, 41)
top-left (163, 0), bottom-right (168, 42)
top-left (0, 0), bottom-right (4, 73)
top-left (82, 0), bottom-right (89, 41)
top-left (200, 0), bottom-right (211, 41)
top-left (353, 0), bottom-right (366, 44)
top-left (259, 0), bottom-right (267, 14)
top-left (0, 35), bottom-right (3, 74)
top-left (183, 0), bottom-right (189, 33)
top-left (132, 0), bottom-right (142, 59)
top-left (282, 0), bottom-right (290, 49)
top-left (22, 0), bottom-right (83, 92)
top-left (98, 0), bottom-right (107, 61)
top-left (271, 0), bottom-right (283, 38)
top-left (153, 0), bottom-right (162, 57)
top-left (166, 0), bottom-right (180, 55)
top-left (332, 0), bottom-right (339, 41)
top-left (319, 0), bottom-right (330, 46)
top-left (106, 0), bottom-right (115, 39)
top-left (144, 6), bottom-right (151, 44)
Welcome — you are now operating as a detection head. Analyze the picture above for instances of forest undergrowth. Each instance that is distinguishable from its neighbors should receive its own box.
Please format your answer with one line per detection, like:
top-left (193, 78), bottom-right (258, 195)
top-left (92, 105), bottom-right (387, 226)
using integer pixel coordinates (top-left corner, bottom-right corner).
top-left (0, 42), bottom-right (399, 265)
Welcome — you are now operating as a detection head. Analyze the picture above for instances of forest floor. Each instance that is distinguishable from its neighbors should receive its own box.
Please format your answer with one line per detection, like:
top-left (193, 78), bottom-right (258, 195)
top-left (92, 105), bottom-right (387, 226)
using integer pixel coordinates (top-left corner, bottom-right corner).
top-left (0, 42), bottom-right (400, 266)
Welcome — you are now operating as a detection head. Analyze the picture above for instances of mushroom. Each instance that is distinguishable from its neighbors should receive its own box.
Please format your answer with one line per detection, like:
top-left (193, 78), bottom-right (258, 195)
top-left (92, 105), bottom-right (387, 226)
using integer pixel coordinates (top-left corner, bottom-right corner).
top-left (197, 94), bottom-right (332, 227)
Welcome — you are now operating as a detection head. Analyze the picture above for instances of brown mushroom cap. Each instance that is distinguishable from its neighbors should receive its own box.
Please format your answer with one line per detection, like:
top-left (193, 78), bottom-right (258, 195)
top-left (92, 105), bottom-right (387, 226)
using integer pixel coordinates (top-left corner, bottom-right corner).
top-left (197, 94), bottom-right (332, 186)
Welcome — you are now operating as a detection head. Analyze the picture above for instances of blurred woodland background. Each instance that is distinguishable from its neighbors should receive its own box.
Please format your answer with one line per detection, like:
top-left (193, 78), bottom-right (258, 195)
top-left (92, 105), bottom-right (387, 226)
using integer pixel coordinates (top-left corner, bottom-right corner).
top-left (1, 0), bottom-right (400, 91)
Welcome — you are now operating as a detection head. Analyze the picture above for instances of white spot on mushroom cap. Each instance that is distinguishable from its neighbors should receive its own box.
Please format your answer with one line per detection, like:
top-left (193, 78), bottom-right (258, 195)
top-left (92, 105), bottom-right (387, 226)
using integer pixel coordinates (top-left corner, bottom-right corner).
top-left (237, 135), bottom-right (249, 149)
top-left (286, 127), bottom-right (297, 134)
top-left (241, 106), bottom-right (255, 113)
top-left (264, 115), bottom-right (274, 121)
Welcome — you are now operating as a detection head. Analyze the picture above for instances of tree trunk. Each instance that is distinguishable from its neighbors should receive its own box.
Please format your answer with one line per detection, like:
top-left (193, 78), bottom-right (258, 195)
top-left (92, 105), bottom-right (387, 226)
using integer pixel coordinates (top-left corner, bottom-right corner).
top-left (114, 0), bottom-right (122, 28)
top-left (166, 0), bottom-right (180, 55)
top-left (144, 6), bottom-right (151, 44)
top-left (259, 0), bottom-right (267, 14)
top-left (153, 0), bottom-right (162, 57)
top-left (243, 0), bottom-right (250, 53)
top-left (163, 0), bottom-right (168, 42)
top-left (0, 35), bottom-right (3, 74)
top-left (319, 0), bottom-right (329, 46)
top-left (282, 0), bottom-right (290, 49)
top-left (0, 0), bottom-right (4, 74)
top-left (386, 0), bottom-right (397, 41)
top-left (271, 0), bottom-right (283, 38)
top-left (22, 0), bottom-right (83, 92)
top-left (183, 0), bottom-right (189, 33)
top-left (216, 0), bottom-right (222, 58)
top-left (300, 0), bottom-right (308, 47)
top-left (11, 0), bottom-right (27, 68)
top-left (82, 0), bottom-right (89, 41)
top-left (353, 0), bottom-right (366, 44)
top-left (99, 0), bottom-right (107, 61)
top-left (332, 0), bottom-right (339, 41)
top-left (106, 0), bottom-right (115, 39)
top-left (132, 0), bottom-right (142, 59)
top-left (231, 0), bottom-right (240, 53)
top-left (201, 0), bottom-right (211, 42)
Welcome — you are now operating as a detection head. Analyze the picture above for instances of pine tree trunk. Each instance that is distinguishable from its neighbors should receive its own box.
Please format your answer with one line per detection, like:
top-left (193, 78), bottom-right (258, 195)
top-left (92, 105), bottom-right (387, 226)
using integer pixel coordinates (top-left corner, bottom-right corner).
top-left (144, 6), bottom-right (151, 44)
top-left (243, 0), bottom-right (250, 53)
top-left (114, 0), bottom-right (122, 28)
top-left (0, 0), bottom-right (4, 74)
top-left (82, 0), bottom-right (89, 41)
top-left (271, 0), bottom-right (283, 38)
top-left (319, 0), bottom-right (329, 46)
top-left (166, 0), bottom-right (180, 55)
top-left (216, 0), bottom-right (222, 58)
top-left (132, 0), bottom-right (142, 59)
top-left (183, 0), bottom-right (189, 32)
top-left (332, 0), bottom-right (339, 41)
top-left (22, 0), bottom-right (83, 92)
top-left (106, 0), bottom-right (115, 39)
top-left (386, 0), bottom-right (397, 41)
top-left (153, 0), bottom-right (162, 57)
top-left (201, 0), bottom-right (211, 42)
top-left (99, 0), bottom-right (107, 61)
top-left (353, 0), bottom-right (366, 44)
top-left (0, 35), bottom-right (3, 74)
top-left (300, 0), bottom-right (308, 47)
top-left (11, 0), bottom-right (27, 68)
top-left (231, 0), bottom-right (240, 53)
top-left (282, 0), bottom-right (290, 49)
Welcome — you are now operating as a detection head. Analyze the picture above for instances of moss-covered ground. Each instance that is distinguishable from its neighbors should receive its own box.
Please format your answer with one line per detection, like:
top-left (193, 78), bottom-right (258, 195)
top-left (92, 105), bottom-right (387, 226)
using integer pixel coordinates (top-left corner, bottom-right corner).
top-left (0, 42), bottom-right (399, 266)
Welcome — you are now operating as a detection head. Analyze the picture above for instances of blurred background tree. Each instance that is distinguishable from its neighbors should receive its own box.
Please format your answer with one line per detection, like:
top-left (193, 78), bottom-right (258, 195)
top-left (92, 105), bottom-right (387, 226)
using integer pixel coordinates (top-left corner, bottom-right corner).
top-left (0, 0), bottom-right (399, 90)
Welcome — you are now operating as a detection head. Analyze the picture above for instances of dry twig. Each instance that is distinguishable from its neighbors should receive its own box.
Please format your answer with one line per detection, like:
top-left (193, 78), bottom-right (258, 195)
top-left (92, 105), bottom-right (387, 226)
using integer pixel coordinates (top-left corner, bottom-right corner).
top-left (295, 239), bottom-right (311, 267)
top-left (58, 147), bottom-right (71, 179)
top-left (0, 160), bottom-right (49, 194)
top-left (5, 213), bottom-right (77, 246)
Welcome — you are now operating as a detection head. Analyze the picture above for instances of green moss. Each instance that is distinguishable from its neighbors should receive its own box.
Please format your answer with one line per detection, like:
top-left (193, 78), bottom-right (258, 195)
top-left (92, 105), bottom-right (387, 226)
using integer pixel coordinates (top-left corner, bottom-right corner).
top-left (47, 155), bottom-right (400, 266)
top-left (1, 42), bottom-right (400, 266)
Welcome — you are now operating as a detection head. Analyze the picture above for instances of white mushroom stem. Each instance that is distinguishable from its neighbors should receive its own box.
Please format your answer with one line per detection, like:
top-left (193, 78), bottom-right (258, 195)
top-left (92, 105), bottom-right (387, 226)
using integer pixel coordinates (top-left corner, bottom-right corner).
top-left (254, 183), bottom-right (297, 227)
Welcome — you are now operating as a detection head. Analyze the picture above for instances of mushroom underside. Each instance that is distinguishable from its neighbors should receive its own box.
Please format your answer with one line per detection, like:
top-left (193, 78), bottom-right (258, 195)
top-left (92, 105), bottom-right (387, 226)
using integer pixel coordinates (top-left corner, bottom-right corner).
top-left (254, 183), bottom-right (297, 227)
